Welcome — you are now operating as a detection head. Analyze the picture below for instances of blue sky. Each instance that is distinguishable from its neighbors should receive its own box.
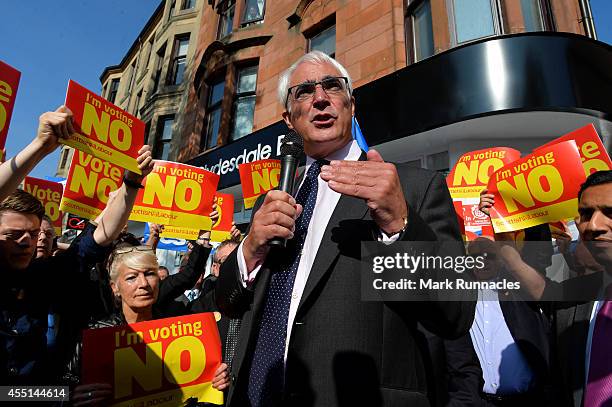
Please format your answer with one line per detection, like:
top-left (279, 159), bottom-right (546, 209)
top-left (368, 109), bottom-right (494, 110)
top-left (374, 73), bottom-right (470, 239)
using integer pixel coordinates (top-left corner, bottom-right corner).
top-left (0, 1), bottom-right (161, 179)
top-left (0, 0), bottom-right (610, 179)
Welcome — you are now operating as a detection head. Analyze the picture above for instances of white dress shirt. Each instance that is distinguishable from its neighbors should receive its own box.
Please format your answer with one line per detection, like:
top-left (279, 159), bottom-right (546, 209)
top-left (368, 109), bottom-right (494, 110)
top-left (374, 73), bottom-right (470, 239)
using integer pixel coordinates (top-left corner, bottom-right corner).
top-left (470, 286), bottom-right (534, 395)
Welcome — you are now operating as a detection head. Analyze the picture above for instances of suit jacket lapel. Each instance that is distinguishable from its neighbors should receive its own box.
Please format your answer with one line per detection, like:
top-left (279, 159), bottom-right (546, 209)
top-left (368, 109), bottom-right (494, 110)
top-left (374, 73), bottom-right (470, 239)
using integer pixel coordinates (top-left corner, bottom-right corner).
top-left (296, 151), bottom-right (368, 317)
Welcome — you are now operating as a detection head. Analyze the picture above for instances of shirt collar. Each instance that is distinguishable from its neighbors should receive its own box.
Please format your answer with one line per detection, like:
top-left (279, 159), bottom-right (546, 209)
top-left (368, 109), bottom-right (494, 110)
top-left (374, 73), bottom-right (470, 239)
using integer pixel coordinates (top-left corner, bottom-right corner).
top-left (305, 139), bottom-right (362, 167)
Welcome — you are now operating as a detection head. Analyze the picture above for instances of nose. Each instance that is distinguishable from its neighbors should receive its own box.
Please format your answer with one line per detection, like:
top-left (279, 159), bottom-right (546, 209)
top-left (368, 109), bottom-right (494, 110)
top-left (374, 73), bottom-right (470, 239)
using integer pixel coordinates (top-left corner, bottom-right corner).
top-left (136, 273), bottom-right (149, 288)
top-left (17, 232), bottom-right (35, 247)
top-left (584, 210), bottom-right (608, 237)
top-left (312, 84), bottom-right (330, 108)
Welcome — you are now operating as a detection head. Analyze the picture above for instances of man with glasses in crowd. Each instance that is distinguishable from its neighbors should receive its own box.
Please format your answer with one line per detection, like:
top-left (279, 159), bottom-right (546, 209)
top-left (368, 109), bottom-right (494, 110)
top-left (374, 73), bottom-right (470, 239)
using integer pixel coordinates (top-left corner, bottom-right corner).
top-left (0, 106), bottom-right (154, 384)
top-left (216, 51), bottom-right (475, 407)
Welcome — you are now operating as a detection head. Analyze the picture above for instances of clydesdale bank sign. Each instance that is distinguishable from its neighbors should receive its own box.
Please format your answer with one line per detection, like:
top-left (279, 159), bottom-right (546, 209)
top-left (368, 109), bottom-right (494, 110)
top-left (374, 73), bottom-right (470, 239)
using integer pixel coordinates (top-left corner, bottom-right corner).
top-left (188, 121), bottom-right (293, 189)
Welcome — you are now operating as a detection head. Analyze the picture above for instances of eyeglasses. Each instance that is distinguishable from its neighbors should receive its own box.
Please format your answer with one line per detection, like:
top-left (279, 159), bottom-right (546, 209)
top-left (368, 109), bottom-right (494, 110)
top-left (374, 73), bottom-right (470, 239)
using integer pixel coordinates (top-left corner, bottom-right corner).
top-left (113, 245), bottom-right (154, 255)
top-left (0, 229), bottom-right (41, 243)
top-left (286, 76), bottom-right (349, 104)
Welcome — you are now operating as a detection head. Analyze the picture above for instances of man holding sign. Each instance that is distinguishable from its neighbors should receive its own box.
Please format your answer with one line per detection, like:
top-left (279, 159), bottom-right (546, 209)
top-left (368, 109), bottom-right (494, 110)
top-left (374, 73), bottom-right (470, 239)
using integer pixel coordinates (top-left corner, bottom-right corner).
top-left (216, 51), bottom-right (475, 407)
top-left (0, 106), bottom-right (154, 385)
top-left (481, 170), bottom-right (612, 407)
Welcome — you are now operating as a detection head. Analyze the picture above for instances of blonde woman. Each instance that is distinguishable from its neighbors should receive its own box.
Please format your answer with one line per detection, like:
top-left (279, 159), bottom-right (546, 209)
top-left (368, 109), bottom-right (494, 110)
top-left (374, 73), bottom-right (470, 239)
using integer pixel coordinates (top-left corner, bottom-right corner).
top-left (69, 246), bottom-right (228, 405)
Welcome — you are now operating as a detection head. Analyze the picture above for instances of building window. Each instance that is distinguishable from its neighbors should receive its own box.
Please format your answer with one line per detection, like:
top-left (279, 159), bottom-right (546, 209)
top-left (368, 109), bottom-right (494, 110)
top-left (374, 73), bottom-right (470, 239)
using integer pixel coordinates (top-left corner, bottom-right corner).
top-left (144, 121), bottom-right (151, 144)
top-left (60, 148), bottom-right (70, 170)
top-left (521, 0), bottom-right (545, 31)
top-left (134, 91), bottom-right (142, 117)
top-left (309, 25), bottom-right (336, 58)
top-left (141, 36), bottom-right (155, 75)
top-left (168, 0), bottom-right (176, 21)
top-left (108, 78), bottom-right (120, 104)
top-left (231, 65), bottom-right (258, 141)
top-left (241, 0), bottom-right (265, 25)
top-left (448, 0), bottom-right (501, 44)
top-left (181, 0), bottom-right (195, 10)
top-left (204, 80), bottom-right (225, 149)
top-left (217, 0), bottom-right (235, 39)
top-left (407, 0), bottom-right (434, 62)
top-left (151, 44), bottom-right (166, 95)
top-left (155, 116), bottom-right (175, 160)
top-left (127, 61), bottom-right (137, 94)
top-left (167, 35), bottom-right (189, 85)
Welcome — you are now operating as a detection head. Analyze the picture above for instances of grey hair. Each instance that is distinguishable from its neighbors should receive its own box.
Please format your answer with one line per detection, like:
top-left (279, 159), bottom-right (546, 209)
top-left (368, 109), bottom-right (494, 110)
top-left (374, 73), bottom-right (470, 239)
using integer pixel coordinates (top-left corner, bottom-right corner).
top-left (277, 51), bottom-right (353, 112)
top-left (213, 239), bottom-right (239, 263)
top-left (109, 250), bottom-right (159, 282)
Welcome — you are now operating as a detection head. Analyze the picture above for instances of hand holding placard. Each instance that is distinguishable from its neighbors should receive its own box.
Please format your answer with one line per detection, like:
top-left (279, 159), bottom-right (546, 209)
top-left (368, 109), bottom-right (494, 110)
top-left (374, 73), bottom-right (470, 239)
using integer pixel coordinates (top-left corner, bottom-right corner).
top-left (64, 80), bottom-right (145, 174)
top-left (486, 141), bottom-right (586, 232)
top-left (36, 106), bottom-right (75, 155)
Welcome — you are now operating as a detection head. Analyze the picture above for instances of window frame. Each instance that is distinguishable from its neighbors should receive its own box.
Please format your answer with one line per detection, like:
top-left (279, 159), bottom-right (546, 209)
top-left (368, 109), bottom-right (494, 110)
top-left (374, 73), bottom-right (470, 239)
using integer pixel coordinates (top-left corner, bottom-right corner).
top-left (126, 60), bottom-right (137, 94)
top-left (59, 148), bottom-right (70, 170)
top-left (241, 0), bottom-right (266, 26)
top-left (167, 34), bottom-right (190, 86)
top-left (203, 78), bottom-right (226, 150)
top-left (108, 78), bottom-right (120, 104)
top-left (134, 90), bottom-right (143, 117)
top-left (217, 0), bottom-right (236, 39)
top-left (520, 0), bottom-right (554, 32)
top-left (405, 0), bottom-right (435, 64)
top-left (230, 64), bottom-right (258, 141)
top-left (154, 115), bottom-right (175, 161)
top-left (151, 43), bottom-right (167, 95)
top-left (168, 0), bottom-right (176, 21)
top-left (446, 0), bottom-right (503, 46)
top-left (307, 24), bottom-right (336, 58)
top-left (180, 0), bottom-right (195, 10)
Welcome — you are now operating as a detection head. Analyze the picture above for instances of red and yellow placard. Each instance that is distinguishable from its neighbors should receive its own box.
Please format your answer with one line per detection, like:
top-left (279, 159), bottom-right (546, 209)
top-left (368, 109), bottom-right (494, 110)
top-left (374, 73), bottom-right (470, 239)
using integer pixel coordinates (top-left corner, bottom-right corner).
top-left (64, 80), bottom-right (144, 174)
top-left (0, 60), bottom-right (21, 151)
top-left (486, 141), bottom-right (586, 233)
top-left (23, 177), bottom-right (63, 235)
top-left (239, 159), bottom-right (280, 208)
top-left (211, 193), bottom-right (234, 242)
top-left (60, 151), bottom-right (123, 219)
top-left (130, 161), bottom-right (219, 231)
top-left (446, 147), bottom-right (521, 198)
top-left (536, 124), bottom-right (611, 177)
top-left (81, 313), bottom-right (223, 407)
top-left (61, 156), bottom-right (220, 229)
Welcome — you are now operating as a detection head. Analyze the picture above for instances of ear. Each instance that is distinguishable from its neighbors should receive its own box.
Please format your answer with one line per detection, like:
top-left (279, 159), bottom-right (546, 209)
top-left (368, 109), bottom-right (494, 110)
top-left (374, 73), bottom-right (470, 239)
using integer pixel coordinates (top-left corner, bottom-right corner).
top-left (351, 96), bottom-right (355, 117)
top-left (110, 280), bottom-right (119, 296)
top-left (282, 111), bottom-right (294, 129)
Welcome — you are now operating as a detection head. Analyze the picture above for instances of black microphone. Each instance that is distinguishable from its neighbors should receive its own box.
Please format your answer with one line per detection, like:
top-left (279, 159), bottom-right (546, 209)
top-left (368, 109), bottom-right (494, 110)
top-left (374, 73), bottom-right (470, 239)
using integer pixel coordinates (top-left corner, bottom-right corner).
top-left (269, 130), bottom-right (304, 247)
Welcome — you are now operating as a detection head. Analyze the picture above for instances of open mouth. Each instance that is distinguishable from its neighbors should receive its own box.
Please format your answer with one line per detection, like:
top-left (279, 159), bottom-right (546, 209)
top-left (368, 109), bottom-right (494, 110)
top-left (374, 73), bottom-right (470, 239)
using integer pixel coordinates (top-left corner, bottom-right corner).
top-left (312, 113), bottom-right (336, 127)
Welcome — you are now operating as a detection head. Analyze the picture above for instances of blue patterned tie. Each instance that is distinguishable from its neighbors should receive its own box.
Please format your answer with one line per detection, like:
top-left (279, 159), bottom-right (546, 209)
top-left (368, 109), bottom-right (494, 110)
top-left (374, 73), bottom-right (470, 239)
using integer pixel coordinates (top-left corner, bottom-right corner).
top-left (247, 159), bottom-right (326, 407)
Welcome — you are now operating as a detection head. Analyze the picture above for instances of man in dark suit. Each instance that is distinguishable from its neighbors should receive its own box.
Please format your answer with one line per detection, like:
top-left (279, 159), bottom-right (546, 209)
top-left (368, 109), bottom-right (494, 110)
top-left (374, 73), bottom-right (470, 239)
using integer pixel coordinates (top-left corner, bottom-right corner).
top-left (445, 238), bottom-right (552, 407)
top-left (491, 170), bottom-right (612, 407)
top-left (216, 51), bottom-right (476, 407)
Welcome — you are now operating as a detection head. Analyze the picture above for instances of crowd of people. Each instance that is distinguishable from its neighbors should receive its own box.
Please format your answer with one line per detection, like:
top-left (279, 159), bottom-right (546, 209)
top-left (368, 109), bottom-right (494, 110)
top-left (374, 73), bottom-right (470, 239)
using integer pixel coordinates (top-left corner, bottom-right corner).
top-left (0, 50), bottom-right (609, 407)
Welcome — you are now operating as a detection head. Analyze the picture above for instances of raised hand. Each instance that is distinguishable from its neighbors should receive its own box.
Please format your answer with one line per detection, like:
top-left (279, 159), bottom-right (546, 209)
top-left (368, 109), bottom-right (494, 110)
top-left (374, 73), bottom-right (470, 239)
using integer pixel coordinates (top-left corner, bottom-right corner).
top-left (36, 105), bottom-right (74, 155)
top-left (320, 149), bottom-right (408, 235)
top-left (479, 188), bottom-right (495, 217)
